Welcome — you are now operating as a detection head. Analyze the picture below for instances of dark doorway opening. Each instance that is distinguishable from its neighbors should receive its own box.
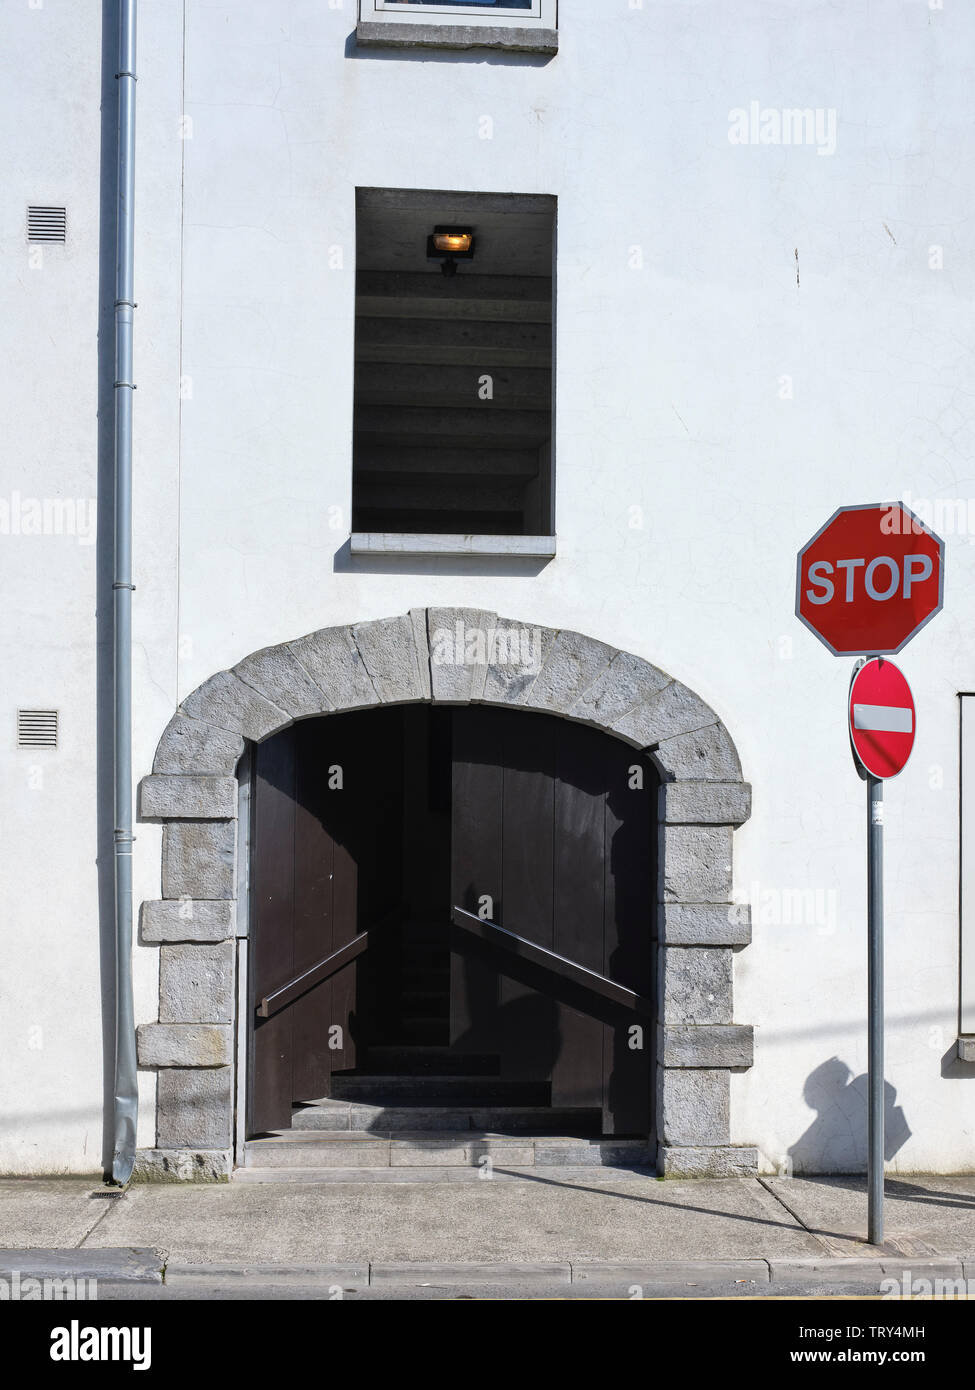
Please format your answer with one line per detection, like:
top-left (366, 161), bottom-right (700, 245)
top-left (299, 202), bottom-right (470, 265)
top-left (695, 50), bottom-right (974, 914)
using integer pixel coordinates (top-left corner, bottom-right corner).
top-left (248, 705), bottom-right (656, 1142)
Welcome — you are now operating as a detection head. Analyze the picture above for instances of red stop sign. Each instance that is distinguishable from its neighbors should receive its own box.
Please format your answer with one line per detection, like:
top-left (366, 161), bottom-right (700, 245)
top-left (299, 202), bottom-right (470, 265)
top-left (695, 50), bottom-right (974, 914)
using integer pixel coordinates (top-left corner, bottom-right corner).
top-left (796, 502), bottom-right (944, 655)
top-left (849, 658), bottom-right (915, 778)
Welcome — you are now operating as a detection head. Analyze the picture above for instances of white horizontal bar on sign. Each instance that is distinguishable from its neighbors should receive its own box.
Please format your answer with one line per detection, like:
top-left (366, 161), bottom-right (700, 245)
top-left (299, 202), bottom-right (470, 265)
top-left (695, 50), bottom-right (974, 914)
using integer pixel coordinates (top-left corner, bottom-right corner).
top-left (853, 703), bottom-right (913, 733)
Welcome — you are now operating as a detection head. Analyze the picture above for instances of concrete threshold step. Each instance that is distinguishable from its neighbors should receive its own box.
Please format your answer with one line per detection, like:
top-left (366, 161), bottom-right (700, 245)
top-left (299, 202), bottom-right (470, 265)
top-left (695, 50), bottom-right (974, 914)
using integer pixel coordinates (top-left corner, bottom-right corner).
top-left (291, 1100), bottom-right (600, 1134)
top-left (233, 1163), bottom-right (659, 1184)
top-left (243, 1132), bottom-right (653, 1169)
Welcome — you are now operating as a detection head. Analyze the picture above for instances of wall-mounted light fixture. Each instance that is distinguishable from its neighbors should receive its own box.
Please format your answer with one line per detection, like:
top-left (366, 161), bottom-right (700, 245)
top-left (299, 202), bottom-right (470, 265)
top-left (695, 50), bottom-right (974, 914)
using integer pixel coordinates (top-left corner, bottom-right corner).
top-left (427, 225), bottom-right (475, 276)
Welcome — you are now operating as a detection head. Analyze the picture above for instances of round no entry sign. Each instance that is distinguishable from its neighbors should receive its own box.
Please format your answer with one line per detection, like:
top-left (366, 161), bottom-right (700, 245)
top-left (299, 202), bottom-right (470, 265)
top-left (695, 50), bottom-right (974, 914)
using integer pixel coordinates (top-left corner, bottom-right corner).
top-left (849, 658), bottom-right (915, 778)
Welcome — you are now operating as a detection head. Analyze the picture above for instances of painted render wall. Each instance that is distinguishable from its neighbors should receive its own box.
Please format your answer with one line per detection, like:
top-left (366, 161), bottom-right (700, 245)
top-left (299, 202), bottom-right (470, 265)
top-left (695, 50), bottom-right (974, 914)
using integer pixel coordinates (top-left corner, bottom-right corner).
top-left (2, 0), bottom-right (974, 1173)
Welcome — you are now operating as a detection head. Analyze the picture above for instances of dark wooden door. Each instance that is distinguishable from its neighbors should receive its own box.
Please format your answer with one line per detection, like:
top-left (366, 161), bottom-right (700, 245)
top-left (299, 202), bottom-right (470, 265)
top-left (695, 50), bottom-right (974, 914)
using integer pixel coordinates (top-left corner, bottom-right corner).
top-left (250, 705), bottom-right (654, 1137)
top-left (449, 706), bottom-right (655, 1134)
top-left (248, 712), bottom-right (401, 1134)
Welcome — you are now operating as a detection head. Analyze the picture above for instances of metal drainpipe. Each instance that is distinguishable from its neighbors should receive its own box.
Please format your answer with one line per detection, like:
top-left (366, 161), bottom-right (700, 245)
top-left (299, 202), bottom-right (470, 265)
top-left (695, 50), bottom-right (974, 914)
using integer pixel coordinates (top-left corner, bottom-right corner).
top-left (111, 0), bottom-right (138, 1185)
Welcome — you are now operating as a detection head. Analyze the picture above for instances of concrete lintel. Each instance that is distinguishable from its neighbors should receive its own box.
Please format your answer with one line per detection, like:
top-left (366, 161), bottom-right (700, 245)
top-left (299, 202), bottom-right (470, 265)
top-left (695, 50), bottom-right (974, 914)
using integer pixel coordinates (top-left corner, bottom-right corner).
top-left (350, 532), bottom-right (556, 558)
top-left (355, 22), bottom-right (559, 55)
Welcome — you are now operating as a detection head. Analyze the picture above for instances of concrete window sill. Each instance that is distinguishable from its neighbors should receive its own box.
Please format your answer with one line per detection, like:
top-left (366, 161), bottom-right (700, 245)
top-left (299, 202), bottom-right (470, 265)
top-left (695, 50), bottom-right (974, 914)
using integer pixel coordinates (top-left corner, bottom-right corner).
top-left (350, 532), bottom-right (557, 558)
top-left (355, 22), bottom-right (559, 55)
top-left (958, 1037), bottom-right (975, 1063)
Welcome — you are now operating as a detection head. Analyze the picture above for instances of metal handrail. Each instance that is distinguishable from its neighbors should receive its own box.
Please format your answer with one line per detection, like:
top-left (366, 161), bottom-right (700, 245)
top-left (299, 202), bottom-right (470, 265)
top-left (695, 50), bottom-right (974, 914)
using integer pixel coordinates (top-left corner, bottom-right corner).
top-left (257, 931), bottom-right (369, 1019)
top-left (450, 906), bottom-right (652, 1017)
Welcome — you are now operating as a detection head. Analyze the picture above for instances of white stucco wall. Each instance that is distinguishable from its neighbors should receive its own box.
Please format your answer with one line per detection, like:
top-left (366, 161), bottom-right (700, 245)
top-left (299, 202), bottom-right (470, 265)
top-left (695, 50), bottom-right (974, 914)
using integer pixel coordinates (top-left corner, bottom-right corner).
top-left (0, 2), bottom-right (108, 1175)
top-left (2, 0), bottom-right (974, 1172)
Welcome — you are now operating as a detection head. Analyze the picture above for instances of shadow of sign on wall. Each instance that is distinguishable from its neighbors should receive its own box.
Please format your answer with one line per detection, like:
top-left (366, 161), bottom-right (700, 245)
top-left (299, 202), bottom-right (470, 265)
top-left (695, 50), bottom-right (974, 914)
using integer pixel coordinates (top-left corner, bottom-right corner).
top-left (788, 1058), bottom-right (911, 1173)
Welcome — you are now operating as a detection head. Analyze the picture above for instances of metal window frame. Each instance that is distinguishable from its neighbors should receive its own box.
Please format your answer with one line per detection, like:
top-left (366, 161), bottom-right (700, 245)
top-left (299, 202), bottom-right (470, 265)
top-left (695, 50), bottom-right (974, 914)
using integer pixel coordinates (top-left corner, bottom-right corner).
top-left (375, 0), bottom-right (543, 17)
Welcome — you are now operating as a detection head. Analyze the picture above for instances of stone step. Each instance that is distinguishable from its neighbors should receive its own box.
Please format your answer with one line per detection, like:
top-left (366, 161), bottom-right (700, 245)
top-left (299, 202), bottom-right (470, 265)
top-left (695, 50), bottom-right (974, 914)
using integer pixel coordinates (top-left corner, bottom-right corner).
top-left (399, 918), bottom-right (450, 937)
top-left (330, 1074), bottom-right (546, 1104)
top-left (357, 1047), bottom-right (501, 1076)
top-left (291, 1099), bottom-right (601, 1134)
top-left (397, 1017), bottom-right (449, 1044)
top-left (243, 1131), bottom-right (653, 1170)
top-left (233, 1165), bottom-right (657, 1185)
top-left (399, 992), bottom-right (450, 1014)
top-left (402, 966), bottom-right (450, 983)
top-left (400, 967), bottom-right (448, 982)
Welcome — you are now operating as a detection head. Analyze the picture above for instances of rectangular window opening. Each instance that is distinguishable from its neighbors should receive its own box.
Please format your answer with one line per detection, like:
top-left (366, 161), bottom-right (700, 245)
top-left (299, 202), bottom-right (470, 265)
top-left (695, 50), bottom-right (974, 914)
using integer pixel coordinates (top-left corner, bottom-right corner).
top-left (352, 188), bottom-right (556, 543)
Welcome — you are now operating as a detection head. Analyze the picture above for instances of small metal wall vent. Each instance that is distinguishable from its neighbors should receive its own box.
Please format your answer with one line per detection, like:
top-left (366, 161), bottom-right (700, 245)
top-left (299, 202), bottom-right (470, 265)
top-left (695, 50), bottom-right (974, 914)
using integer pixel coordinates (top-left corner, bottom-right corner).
top-left (17, 709), bottom-right (59, 747)
top-left (27, 206), bottom-right (67, 243)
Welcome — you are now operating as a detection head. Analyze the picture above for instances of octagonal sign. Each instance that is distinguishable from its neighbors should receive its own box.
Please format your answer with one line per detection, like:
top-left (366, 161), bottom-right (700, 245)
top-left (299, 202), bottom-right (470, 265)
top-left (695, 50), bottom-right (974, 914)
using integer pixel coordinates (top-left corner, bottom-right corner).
top-left (796, 502), bottom-right (944, 656)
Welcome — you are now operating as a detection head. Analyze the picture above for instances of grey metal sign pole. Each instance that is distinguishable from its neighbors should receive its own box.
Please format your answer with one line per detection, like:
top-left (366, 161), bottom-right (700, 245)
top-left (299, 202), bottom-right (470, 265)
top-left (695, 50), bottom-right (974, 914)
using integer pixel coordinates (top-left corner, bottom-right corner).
top-left (867, 773), bottom-right (884, 1245)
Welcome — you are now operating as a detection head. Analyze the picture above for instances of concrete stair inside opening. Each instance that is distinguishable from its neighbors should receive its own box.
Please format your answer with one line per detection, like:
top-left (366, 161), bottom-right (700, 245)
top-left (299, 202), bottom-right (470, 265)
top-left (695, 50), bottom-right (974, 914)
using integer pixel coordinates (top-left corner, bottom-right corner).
top-left (240, 1128), bottom-right (654, 1176)
top-left (240, 1055), bottom-right (654, 1179)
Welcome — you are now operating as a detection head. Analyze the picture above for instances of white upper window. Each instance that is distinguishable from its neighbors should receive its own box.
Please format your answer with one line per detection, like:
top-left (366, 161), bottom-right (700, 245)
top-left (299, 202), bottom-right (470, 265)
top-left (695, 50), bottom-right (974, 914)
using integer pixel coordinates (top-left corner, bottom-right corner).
top-left (358, 0), bottom-right (558, 50)
top-left (378, 1), bottom-right (539, 11)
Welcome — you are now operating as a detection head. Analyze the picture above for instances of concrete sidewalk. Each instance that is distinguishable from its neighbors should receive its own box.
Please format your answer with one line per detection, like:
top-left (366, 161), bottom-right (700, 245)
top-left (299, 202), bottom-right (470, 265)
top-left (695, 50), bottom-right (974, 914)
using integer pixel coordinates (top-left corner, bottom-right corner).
top-left (2, 1172), bottom-right (974, 1297)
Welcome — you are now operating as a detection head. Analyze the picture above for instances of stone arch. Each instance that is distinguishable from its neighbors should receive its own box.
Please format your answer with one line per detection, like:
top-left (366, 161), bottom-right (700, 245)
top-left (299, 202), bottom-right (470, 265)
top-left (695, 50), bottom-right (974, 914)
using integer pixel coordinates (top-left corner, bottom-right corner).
top-left (135, 609), bottom-right (756, 1180)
